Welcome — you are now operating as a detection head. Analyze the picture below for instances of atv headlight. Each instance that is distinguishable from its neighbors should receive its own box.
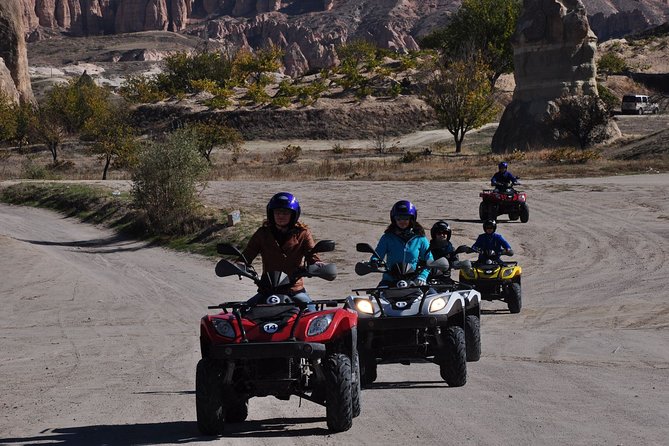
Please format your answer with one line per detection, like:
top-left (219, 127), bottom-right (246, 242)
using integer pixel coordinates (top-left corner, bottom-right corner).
top-left (307, 314), bottom-right (334, 337)
top-left (211, 318), bottom-right (235, 338)
top-left (502, 268), bottom-right (514, 278)
top-left (355, 299), bottom-right (374, 315)
top-left (429, 297), bottom-right (446, 313)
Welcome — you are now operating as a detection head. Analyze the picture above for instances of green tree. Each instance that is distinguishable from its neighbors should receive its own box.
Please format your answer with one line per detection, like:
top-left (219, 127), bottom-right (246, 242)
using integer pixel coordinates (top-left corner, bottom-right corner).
top-left (29, 102), bottom-right (67, 163)
top-left (234, 45), bottom-right (284, 86)
top-left (189, 120), bottom-right (243, 164)
top-left (131, 129), bottom-right (210, 234)
top-left (83, 98), bottom-right (138, 180)
top-left (597, 52), bottom-right (628, 76)
top-left (420, 54), bottom-right (499, 153)
top-left (0, 93), bottom-right (17, 144)
top-left (421, 0), bottom-right (521, 88)
top-left (46, 75), bottom-right (109, 133)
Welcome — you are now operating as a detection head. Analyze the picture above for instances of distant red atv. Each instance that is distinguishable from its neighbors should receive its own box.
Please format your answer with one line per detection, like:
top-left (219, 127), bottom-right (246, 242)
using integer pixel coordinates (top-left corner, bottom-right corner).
top-left (479, 183), bottom-right (529, 223)
top-left (196, 240), bottom-right (360, 435)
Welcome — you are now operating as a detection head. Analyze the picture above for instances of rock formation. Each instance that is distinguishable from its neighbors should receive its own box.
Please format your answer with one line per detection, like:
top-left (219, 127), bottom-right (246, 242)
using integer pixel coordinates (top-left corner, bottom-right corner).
top-left (18, 1), bottom-right (669, 76)
top-left (491, 0), bottom-right (620, 153)
top-left (0, 0), bottom-right (34, 103)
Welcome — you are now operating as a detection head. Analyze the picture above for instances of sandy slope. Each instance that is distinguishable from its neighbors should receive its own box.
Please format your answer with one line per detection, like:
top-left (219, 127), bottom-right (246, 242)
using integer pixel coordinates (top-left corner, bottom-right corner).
top-left (1, 175), bottom-right (668, 445)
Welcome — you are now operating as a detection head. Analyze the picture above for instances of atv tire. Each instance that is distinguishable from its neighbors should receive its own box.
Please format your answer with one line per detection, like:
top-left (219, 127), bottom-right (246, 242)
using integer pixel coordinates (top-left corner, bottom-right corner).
top-left (360, 355), bottom-right (377, 386)
top-left (464, 315), bottom-right (481, 362)
top-left (478, 202), bottom-right (486, 221)
top-left (196, 358), bottom-right (225, 435)
top-left (225, 398), bottom-right (248, 423)
top-left (438, 326), bottom-right (467, 387)
top-left (507, 282), bottom-right (522, 314)
top-left (324, 353), bottom-right (353, 432)
top-left (519, 203), bottom-right (529, 223)
top-left (508, 212), bottom-right (519, 221)
top-left (351, 351), bottom-right (361, 418)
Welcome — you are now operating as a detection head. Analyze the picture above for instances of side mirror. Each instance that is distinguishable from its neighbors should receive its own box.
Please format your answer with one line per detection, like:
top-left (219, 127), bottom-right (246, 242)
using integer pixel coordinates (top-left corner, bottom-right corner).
top-left (311, 239), bottom-right (336, 254)
top-left (356, 243), bottom-right (376, 254)
top-left (217, 243), bottom-right (250, 265)
top-left (215, 259), bottom-right (255, 279)
top-left (455, 244), bottom-right (470, 255)
top-left (354, 262), bottom-right (374, 276)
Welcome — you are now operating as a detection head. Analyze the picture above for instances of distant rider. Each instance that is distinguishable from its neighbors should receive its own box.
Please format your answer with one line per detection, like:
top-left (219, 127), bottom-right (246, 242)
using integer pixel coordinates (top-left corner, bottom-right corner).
top-left (241, 192), bottom-right (320, 309)
top-left (371, 200), bottom-right (433, 287)
top-left (491, 162), bottom-right (520, 192)
top-left (471, 220), bottom-right (513, 263)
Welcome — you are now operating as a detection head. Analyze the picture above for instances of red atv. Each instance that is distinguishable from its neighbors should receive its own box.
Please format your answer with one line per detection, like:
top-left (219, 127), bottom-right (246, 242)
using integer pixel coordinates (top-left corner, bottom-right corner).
top-left (196, 240), bottom-right (360, 435)
top-left (479, 182), bottom-right (529, 223)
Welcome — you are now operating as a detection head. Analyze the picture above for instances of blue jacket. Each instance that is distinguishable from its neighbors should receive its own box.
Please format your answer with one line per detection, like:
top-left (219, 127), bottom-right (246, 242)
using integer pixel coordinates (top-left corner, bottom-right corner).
top-left (373, 231), bottom-right (433, 282)
top-left (491, 171), bottom-right (519, 187)
top-left (472, 232), bottom-right (512, 260)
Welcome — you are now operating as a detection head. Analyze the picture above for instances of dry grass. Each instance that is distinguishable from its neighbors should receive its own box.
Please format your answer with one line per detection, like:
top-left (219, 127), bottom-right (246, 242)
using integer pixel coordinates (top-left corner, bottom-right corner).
top-left (3, 128), bottom-right (668, 183)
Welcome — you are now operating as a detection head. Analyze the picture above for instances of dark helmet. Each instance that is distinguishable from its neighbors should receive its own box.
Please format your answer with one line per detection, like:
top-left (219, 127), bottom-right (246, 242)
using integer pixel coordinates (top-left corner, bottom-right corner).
top-left (267, 192), bottom-right (301, 226)
top-left (483, 219), bottom-right (497, 232)
top-left (498, 161), bottom-right (508, 170)
top-left (390, 200), bottom-right (417, 223)
top-left (430, 220), bottom-right (452, 241)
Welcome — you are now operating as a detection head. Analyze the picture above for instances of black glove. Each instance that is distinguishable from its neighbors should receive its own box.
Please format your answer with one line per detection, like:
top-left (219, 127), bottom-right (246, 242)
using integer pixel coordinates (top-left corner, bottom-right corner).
top-left (369, 259), bottom-right (379, 268)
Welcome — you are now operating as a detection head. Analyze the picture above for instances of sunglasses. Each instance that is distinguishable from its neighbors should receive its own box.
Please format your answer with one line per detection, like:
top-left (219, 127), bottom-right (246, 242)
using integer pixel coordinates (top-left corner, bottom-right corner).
top-left (395, 216), bottom-right (411, 221)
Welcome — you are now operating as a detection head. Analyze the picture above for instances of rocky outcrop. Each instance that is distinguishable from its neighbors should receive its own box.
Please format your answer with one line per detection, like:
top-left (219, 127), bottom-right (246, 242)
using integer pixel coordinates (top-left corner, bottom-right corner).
top-left (131, 96), bottom-right (437, 140)
top-left (492, 0), bottom-right (620, 153)
top-left (0, 1), bottom-right (34, 103)
top-left (16, 0), bottom-right (669, 76)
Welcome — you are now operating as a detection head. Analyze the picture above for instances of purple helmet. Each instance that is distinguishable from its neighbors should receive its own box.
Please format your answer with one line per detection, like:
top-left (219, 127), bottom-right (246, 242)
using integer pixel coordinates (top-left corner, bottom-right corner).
top-left (267, 192), bottom-right (301, 226)
top-left (498, 161), bottom-right (508, 170)
top-left (390, 200), bottom-right (417, 223)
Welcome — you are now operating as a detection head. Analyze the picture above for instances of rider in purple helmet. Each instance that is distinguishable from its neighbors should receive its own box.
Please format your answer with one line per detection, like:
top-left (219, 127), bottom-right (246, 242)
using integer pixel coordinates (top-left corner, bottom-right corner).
top-left (242, 192), bottom-right (320, 309)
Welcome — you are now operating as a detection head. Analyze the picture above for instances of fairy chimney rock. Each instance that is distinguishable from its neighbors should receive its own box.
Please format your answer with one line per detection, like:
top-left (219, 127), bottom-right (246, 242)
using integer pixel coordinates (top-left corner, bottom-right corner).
top-left (492, 0), bottom-right (617, 152)
top-left (0, 0), bottom-right (33, 103)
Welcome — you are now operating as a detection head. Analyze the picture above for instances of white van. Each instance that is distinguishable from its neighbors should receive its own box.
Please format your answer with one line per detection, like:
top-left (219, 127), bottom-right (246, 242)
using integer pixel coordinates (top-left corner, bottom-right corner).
top-left (621, 94), bottom-right (659, 115)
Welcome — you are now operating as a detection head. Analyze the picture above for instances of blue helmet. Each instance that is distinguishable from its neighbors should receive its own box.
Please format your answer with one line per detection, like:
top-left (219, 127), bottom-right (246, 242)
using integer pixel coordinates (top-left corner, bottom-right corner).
top-left (267, 192), bottom-right (301, 226)
top-left (498, 161), bottom-right (508, 170)
top-left (483, 219), bottom-right (497, 232)
top-left (390, 200), bottom-right (417, 223)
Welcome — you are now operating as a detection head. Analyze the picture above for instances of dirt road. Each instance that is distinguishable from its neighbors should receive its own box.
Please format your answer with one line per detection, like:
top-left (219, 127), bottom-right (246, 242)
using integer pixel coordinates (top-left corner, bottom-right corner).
top-left (1, 174), bottom-right (668, 445)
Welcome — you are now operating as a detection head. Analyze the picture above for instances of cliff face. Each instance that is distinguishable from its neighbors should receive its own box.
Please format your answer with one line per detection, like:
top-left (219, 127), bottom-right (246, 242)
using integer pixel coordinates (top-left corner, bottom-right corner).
top-left (0, 0), bottom-right (34, 103)
top-left (16, 0), bottom-right (669, 75)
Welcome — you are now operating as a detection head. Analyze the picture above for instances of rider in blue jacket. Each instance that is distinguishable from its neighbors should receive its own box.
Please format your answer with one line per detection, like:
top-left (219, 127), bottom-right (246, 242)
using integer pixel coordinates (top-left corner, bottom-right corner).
top-left (371, 200), bottom-right (433, 286)
top-left (471, 220), bottom-right (514, 262)
top-left (491, 161), bottom-right (520, 191)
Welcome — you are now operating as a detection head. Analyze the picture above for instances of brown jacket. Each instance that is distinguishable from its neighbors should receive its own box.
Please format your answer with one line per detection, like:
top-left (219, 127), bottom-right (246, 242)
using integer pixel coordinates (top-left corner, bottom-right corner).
top-left (242, 223), bottom-right (320, 293)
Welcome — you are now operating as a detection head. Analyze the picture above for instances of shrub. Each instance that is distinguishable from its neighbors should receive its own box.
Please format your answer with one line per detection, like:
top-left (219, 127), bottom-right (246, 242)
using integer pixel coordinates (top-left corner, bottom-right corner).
top-left (278, 144), bottom-right (302, 164)
top-left (545, 148), bottom-right (601, 164)
top-left (597, 52), bottom-right (628, 75)
top-left (399, 151), bottom-right (422, 163)
top-left (131, 129), bottom-right (210, 234)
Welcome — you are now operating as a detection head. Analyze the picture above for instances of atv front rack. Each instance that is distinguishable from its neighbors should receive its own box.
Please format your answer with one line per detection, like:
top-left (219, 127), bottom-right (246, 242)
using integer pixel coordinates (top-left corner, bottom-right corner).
top-left (207, 299), bottom-right (349, 343)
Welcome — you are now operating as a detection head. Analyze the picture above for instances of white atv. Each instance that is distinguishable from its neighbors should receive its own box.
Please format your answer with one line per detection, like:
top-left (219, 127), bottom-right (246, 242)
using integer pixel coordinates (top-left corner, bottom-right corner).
top-left (345, 243), bottom-right (476, 387)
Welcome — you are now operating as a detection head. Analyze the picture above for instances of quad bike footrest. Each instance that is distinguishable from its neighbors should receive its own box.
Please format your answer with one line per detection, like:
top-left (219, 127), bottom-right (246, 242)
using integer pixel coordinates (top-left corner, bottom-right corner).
top-left (210, 341), bottom-right (326, 359)
top-left (358, 315), bottom-right (448, 331)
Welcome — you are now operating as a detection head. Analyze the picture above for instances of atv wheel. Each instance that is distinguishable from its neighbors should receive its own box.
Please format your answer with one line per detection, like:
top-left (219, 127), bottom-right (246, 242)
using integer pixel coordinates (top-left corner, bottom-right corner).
top-left (519, 203), bottom-right (529, 223)
top-left (196, 359), bottom-right (225, 435)
top-left (351, 351), bottom-right (361, 418)
top-left (324, 353), bottom-right (353, 432)
top-left (225, 398), bottom-right (248, 423)
top-left (360, 355), bottom-right (377, 386)
top-left (508, 212), bottom-right (519, 221)
top-left (507, 282), bottom-right (522, 314)
top-left (478, 202), bottom-right (486, 221)
top-left (464, 315), bottom-right (481, 362)
top-left (438, 326), bottom-right (467, 387)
